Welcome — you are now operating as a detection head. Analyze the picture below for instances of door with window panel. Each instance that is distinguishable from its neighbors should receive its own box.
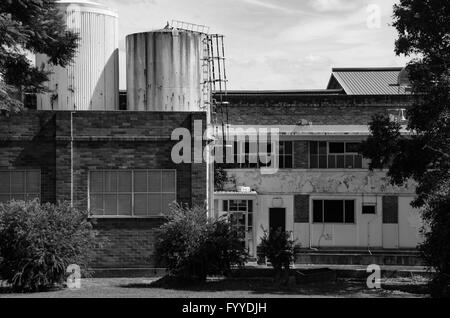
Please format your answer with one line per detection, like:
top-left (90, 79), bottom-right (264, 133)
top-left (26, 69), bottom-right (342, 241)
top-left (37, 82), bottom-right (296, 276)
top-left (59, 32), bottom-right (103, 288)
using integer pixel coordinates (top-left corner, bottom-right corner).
top-left (223, 200), bottom-right (254, 255)
top-left (0, 170), bottom-right (41, 203)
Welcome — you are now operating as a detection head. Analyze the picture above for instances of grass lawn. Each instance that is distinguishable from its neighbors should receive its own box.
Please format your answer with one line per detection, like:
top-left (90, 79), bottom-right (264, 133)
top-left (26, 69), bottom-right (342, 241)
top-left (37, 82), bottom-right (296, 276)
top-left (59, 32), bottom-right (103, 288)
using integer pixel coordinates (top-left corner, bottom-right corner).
top-left (0, 277), bottom-right (429, 298)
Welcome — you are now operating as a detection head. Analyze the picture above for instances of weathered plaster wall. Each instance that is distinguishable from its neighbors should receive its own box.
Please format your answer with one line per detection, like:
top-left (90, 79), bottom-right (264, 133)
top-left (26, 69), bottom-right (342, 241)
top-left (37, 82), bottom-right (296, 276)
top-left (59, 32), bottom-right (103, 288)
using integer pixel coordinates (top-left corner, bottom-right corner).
top-left (221, 170), bottom-right (422, 249)
top-left (224, 170), bottom-right (417, 195)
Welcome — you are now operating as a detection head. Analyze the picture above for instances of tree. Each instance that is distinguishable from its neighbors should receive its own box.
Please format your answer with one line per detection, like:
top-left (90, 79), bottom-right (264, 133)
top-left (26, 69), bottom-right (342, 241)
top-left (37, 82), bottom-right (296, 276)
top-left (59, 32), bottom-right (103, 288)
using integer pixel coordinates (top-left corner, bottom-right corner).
top-left (360, 0), bottom-right (450, 297)
top-left (0, 200), bottom-right (96, 292)
top-left (258, 228), bottom-right (296, 286)
top-left (155, 204), bottom-right (248, 283)
top-left (0, 0), bottom-right (79, 112)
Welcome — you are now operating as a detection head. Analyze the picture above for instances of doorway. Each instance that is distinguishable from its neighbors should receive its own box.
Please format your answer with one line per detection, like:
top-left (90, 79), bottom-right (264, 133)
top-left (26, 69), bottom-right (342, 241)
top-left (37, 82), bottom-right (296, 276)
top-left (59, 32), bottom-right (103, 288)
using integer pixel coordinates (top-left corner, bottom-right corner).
top-left (269, 208), bottom-right (286, 232)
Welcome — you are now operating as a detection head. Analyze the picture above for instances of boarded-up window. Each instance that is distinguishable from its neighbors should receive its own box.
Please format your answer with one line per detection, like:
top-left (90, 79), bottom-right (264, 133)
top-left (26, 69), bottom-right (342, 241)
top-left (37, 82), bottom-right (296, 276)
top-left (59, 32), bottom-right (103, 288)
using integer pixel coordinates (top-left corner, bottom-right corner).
top-left (382, 196), bottom-right (398, 224)
top-left (294, 195), bottom-right (309, 223)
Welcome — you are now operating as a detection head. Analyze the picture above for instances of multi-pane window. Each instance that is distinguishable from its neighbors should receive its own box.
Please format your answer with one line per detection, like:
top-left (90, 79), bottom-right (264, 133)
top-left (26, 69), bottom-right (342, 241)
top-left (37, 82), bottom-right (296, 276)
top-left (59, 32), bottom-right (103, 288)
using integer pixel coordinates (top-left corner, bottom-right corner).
top-left (231, 140), bottom-right (293, 169)
top-left (89, 170), bottom-right (176, 217)
top-left (222, 200), bottom-right (254, 254)
top-left (309, 141), bottom-right (363, 169)
top-left (278, 141), bottom-right (293, 169)
top-left (233, 140), bottom-right (259, 169)
top-left (0, 170), bottom-right (41, 203)
top-left (313, 200), bottom-right (355, 224)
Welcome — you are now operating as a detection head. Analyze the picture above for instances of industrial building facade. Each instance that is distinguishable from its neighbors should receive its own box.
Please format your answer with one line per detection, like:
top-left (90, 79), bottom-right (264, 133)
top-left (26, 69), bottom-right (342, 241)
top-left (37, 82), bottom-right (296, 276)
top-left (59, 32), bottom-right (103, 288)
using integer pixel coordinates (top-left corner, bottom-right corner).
top-left (0, 69), bottom-right (424, 268)
top-left (0, 111), bottom-right (206, 268)
top-left (213, 68), bottom-right (423, 260)
top-left (0, 0), bottom-right (424, 268)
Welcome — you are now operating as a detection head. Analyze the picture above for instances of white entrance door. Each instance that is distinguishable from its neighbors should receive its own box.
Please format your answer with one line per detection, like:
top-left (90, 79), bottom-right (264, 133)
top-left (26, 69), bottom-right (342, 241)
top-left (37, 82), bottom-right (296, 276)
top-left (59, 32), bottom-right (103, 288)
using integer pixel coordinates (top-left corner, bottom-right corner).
top-left (383, 224), bottom-right (399, 249)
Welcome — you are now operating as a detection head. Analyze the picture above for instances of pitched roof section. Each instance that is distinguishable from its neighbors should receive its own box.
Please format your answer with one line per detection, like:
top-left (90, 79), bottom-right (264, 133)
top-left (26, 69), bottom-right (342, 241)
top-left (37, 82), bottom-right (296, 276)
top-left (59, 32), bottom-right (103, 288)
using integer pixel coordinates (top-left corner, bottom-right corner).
top-left (327, 67), bottom-right (410, 95)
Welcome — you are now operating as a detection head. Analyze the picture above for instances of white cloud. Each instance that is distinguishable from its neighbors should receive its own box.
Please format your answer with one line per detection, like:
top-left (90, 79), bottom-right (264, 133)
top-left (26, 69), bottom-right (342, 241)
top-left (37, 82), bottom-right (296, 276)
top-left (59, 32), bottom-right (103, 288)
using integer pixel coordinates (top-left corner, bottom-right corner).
top-left (308, 0), bottom-right (360, 12)
top-left (241, 0), bottom-right (321, 17)
top-left (93, 0), bottom-right (410, 90)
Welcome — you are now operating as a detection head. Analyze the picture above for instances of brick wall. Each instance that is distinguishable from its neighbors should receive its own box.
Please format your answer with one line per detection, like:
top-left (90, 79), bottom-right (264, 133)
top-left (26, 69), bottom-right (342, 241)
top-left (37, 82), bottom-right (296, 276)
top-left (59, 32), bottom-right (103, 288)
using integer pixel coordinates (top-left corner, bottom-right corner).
top-left (216, 95), bottom-right (413, 126)
top-left (0, 112), bottom-right (57, 203)
top-left (0, 110), bottom-right (207, 268)
top-left (90, 218), bottom-right (166, 268)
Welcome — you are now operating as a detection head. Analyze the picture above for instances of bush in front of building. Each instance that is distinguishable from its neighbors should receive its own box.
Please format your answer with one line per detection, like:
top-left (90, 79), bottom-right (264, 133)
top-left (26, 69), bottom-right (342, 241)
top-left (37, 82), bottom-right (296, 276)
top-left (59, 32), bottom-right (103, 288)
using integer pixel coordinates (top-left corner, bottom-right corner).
top-left (155, 203), bottom-right (248, 282)
top-left (258, 228), bottom-right (296, 284)
top-left (0, 200), bottom-right (96, 292)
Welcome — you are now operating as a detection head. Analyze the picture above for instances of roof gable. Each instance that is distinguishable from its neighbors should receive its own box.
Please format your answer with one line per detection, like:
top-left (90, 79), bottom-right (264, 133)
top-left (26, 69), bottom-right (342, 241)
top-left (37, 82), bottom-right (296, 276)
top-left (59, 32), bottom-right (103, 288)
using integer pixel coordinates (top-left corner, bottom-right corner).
top-left (327, 67), bottom-right (410, 95)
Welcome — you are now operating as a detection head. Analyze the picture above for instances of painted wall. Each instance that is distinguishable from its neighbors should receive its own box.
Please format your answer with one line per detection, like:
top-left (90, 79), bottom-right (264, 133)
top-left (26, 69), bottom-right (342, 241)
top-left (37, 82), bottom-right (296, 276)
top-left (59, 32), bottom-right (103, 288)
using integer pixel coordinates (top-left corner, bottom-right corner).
top-left (308, 195), bottom-right (383, 249)
top-left (224, 170), bottom-right (423, 249)
top-left (254, 195), bottom-right (295, 248)
top-left (399, 197), bottom-right (424, 248)
top-left (224, 169), bottom-right (417, 195)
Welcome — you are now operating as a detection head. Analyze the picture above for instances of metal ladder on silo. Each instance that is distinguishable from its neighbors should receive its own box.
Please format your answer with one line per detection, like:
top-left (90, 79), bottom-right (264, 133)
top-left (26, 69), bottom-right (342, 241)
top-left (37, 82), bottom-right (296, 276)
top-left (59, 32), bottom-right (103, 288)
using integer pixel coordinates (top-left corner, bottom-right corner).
top-left (201, 36), bottom-right (212, 113)
top-left (206, 34), bottom-right (229, 155)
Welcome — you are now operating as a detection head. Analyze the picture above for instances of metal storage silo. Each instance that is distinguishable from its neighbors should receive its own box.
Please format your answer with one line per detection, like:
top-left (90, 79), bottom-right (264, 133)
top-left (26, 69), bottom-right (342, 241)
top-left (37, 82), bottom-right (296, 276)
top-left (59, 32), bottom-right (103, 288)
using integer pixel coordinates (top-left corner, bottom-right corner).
top-left (126, 29), bottom-right (208, 111)
top-left (36, 0), bottom-right (119, 111)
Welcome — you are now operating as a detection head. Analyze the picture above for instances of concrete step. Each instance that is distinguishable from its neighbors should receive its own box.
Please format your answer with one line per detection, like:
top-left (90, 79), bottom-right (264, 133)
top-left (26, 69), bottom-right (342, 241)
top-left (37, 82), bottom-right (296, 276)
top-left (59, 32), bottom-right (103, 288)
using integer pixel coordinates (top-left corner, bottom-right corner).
top-left (295, 251), bottom-right (423, 266)
top-left (236, 264), bottom-right (430, 280)
top-left (295, 248), bottom-right (420, 255)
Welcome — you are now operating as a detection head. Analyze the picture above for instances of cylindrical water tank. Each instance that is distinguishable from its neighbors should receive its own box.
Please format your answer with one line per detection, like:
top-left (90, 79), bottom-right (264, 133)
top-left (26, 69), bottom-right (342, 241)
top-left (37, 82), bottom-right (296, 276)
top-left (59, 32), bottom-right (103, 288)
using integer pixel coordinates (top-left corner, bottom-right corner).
top-left (126, 29), bottom-right (208, 111)
top-left (36, 0), bottom-right (119, 111)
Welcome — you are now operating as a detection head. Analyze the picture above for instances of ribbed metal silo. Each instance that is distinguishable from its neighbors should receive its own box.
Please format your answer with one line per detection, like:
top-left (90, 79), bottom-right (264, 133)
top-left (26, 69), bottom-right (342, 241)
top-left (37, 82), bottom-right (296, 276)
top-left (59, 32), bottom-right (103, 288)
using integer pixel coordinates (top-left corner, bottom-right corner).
top-left (36, 0), bottom-right (119, 111)
top-left (126, 29), bottom-right (207, 111)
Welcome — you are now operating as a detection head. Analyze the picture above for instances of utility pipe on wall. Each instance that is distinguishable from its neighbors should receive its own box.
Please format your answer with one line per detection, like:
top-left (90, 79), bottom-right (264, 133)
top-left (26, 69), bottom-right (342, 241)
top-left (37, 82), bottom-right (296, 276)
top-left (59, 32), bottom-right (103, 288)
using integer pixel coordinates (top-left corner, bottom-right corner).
top-left (70, 111), bottom-right (74, 207)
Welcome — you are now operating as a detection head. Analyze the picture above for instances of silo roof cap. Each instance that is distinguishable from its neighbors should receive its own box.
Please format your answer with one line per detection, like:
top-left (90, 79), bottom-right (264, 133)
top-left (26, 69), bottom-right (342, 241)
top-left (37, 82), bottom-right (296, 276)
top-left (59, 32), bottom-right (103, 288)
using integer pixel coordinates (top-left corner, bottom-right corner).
top-left (57, 0), bottom-right (118, 15)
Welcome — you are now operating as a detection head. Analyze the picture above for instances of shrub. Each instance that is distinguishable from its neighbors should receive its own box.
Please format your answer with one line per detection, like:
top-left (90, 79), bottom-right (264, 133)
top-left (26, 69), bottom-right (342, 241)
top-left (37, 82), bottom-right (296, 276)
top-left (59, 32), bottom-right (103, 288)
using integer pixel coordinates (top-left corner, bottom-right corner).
top-left (0, 200), bottom-right (96, 292)
top-left (258, 228), bottom-right (296, 282)
top-left (155, 203), bottom-right (248, 282)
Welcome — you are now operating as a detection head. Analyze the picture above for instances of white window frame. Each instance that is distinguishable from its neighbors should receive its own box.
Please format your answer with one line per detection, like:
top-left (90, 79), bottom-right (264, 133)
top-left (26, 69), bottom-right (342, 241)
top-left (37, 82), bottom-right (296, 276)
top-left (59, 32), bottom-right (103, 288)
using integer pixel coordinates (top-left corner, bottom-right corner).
top-left (312, 199), bottom-right (356, 225)
top-left (222, 199), bottom-right (255, 254)
top-left (309, 141), bottom-right (365, 169)
top-left (88, 169), bottom-right (177, 218)
top-left (231, 140), bottom-right (294, 169)
top-left (362, 203), bottom-right (377, 215)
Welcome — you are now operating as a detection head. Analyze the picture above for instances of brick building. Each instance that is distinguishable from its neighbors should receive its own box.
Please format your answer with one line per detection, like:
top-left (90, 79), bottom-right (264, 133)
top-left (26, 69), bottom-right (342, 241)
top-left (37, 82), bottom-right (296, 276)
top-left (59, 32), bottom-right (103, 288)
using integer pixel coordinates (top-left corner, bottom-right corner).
top-left (0, 67), bottom-right (423, 268)
top-left (213, 68), bottom-right (423, 262)
top-left (0, 111), bottom-right (207, 268)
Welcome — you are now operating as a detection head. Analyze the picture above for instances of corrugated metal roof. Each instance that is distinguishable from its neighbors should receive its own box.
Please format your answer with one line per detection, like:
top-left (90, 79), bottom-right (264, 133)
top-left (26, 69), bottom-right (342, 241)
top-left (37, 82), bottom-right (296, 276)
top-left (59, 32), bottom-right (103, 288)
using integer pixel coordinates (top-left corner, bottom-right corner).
top-left (217, 89), bottom-right (344, 96)
top-left (327, 67), bottom-right (410, 95)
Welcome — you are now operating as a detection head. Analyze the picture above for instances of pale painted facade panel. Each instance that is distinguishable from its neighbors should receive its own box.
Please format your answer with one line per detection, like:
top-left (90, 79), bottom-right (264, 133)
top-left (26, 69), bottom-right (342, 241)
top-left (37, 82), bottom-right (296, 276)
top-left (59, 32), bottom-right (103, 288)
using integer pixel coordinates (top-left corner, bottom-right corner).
top-left (217, 169), bottom-right (423, 254)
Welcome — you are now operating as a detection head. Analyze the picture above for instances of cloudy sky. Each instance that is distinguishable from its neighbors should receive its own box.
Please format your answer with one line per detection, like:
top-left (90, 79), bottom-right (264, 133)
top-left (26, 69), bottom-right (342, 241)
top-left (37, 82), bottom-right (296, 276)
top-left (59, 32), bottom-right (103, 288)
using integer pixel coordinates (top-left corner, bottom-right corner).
top-left (96, 0), bottom-right (411, 90)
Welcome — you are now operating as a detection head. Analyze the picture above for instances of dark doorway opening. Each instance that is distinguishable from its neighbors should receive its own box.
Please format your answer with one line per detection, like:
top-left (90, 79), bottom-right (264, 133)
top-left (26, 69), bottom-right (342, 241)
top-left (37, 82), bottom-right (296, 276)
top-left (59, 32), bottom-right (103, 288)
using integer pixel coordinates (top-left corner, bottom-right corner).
top-left (269, 208), bottom-right (286, 232)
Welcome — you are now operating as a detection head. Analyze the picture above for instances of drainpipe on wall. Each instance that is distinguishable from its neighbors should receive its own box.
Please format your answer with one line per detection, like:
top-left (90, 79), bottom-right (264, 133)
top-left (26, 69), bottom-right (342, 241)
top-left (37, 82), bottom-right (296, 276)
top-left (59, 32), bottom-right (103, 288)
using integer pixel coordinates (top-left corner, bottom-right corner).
top-left (70, 111), bottom-right (74, 208)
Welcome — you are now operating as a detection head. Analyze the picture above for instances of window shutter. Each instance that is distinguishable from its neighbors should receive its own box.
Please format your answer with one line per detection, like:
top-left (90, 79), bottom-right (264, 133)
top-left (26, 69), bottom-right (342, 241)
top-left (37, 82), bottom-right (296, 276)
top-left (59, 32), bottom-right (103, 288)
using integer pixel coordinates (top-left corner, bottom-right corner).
top-left (294, 195), bottom-right (309, 223)
top-left (382, 196), bottom-right (398, 224)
